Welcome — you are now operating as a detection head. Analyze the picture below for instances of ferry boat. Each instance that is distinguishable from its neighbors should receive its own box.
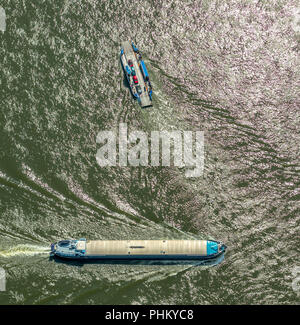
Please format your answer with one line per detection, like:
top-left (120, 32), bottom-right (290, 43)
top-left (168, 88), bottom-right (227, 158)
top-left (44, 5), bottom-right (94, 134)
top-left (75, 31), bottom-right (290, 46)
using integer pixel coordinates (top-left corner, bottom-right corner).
top-left (50, 239), bottom-right (227, 260)
top-left (120, 41), bottom-right (153, 108)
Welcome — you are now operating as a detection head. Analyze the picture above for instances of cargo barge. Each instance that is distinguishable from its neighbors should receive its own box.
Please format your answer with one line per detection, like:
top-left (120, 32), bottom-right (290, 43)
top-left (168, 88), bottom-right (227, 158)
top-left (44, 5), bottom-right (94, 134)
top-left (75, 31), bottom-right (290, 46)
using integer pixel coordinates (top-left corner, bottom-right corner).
top-left (120, 41), bottom-right (153, 108)
top-left (50, 239), bottom-right (226, 260)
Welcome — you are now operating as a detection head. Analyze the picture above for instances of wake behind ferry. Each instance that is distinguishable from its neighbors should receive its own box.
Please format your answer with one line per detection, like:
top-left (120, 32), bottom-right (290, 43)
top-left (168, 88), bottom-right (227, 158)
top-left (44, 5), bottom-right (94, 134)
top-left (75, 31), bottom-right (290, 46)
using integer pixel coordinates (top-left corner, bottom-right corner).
top-left (50, 239), bottom-right (227, 261)
top-left (120, 41), bottom-right (153, 108)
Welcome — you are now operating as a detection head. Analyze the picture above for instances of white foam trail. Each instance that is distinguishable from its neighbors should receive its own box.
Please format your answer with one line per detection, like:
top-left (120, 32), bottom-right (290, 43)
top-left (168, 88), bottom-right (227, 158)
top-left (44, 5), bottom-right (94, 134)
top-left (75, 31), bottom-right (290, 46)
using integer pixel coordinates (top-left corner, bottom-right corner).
top-left (0, 244), bottom-right (50, 258)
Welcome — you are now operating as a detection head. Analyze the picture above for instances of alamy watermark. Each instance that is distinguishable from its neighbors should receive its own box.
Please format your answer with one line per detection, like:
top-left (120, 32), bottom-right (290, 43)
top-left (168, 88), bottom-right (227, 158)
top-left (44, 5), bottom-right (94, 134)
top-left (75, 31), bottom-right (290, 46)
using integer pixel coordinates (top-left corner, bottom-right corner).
top-left (0, 6), bottom-right (6, 32)
top-left (0, 267), bottom-right (5, 291)
top-left (292, 266), bottom-right (300, 296)
top-left (291, 7), bottom-right (300, 33)
top-left (96, 123), bottom-right (204, 177)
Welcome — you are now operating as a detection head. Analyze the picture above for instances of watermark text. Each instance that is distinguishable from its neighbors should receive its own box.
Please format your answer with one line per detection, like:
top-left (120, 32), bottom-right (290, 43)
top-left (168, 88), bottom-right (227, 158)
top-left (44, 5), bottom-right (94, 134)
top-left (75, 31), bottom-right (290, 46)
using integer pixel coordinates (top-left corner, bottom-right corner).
top-left (96, 123), bottom-right (204, 178)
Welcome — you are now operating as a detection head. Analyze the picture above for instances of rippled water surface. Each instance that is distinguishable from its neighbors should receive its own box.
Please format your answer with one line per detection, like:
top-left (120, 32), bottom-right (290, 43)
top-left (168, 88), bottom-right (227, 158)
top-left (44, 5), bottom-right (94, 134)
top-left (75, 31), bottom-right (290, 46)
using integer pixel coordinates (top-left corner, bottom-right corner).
top-left (0, 0), bottom-right (299, 304)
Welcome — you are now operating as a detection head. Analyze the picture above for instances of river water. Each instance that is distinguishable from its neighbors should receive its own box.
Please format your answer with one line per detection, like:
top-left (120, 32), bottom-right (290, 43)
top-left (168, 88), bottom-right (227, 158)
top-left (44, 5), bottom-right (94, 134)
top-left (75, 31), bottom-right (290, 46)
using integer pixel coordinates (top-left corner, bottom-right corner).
top-left (0, 0), bottom-right (299, 304)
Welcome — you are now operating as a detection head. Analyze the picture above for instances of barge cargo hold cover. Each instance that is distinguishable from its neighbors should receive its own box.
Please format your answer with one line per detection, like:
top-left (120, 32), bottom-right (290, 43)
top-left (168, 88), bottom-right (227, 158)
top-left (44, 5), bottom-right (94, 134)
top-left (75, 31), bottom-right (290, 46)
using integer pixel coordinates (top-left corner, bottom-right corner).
top-left (51, 239), bottom-right (227, 260)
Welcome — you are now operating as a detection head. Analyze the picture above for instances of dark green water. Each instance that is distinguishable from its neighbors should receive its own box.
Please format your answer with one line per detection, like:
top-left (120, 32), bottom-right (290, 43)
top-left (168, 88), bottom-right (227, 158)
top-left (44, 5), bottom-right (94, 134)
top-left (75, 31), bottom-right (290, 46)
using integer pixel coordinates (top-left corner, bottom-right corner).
top-left (0, 0), bottom-right (299, 304)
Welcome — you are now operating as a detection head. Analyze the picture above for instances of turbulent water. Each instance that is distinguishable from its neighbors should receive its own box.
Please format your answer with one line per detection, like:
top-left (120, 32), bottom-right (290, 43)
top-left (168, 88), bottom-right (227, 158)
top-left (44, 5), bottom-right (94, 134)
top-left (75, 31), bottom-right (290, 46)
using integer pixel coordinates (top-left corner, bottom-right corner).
top-left (0, 0), bottom-right (299, 305)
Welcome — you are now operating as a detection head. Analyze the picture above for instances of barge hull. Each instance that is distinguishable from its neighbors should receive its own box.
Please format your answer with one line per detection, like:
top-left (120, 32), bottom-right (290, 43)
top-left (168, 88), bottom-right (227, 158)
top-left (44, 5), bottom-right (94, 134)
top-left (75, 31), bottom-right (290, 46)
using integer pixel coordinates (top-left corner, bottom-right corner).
top-left (51, 239), bottom-right (226, 261)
